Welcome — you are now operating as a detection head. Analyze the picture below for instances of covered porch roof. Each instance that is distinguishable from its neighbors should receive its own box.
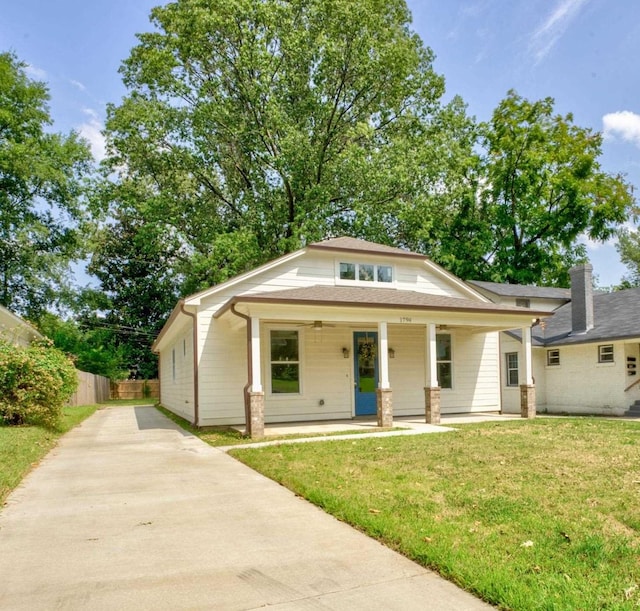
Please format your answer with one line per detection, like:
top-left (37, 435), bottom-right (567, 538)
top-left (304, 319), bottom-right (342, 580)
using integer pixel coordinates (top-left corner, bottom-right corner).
top-left (214, 285), bottom-right (548, 331)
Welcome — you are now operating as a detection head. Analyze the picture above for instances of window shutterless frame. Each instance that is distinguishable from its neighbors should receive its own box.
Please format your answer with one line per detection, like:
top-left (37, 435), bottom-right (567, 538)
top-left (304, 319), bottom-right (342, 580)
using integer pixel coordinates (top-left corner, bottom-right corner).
top-left (546, 349), bottom-right (560, 366)
top-left (506, 352), bottom-right (519, 387)
top-left (598, 344), bottom-right (614, 363)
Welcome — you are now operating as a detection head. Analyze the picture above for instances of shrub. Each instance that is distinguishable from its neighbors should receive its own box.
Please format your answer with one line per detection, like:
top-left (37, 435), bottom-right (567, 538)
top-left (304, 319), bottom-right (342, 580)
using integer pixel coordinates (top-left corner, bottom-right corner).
top-left (0, 338), bottom-right (78, 427)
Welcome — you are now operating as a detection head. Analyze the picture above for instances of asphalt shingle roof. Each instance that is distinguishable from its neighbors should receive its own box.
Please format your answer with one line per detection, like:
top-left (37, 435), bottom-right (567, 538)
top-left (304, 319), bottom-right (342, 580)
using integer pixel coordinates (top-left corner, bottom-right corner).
top-left (528, 287), bottom-right (640, 346)
top-left (467, 280), bottom-right (571, 301)
top-left (215, 285), bottom-right (548, 319)
top-left (307, 237), bottom-right (427, 260)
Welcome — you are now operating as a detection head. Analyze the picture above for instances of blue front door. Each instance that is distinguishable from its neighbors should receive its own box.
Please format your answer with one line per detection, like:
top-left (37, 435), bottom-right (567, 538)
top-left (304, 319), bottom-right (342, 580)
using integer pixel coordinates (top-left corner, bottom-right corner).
top-left (354, 332), bottom-right (378, 416)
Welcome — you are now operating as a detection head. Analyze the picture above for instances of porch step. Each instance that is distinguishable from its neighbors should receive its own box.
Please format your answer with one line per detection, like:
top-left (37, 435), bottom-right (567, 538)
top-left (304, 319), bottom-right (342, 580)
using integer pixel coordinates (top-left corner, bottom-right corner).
top-left (623, 399), bottom-right (640, 417)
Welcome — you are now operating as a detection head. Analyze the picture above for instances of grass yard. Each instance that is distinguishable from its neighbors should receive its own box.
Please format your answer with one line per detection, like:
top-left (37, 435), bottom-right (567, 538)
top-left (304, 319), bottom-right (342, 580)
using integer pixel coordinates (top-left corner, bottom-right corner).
top-left (0, 404), bottom-right (98, 504)
top-left (231, 418), bottom-right (640, 610)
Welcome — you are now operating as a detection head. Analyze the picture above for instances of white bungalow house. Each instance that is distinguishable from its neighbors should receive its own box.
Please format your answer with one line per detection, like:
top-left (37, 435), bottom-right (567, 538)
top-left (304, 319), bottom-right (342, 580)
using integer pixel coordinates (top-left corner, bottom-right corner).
top-left (153, 237), bottom-right (545, 436)
top-left (0, 305), bottom-right (42, 347)
top-left (470, 265), bottom-right (640, 417)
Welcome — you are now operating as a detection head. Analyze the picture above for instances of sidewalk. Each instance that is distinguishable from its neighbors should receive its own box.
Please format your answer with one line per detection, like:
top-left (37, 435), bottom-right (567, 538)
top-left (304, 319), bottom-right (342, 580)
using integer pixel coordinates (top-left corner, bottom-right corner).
top-left (0, 406), bottom-right (493, 610)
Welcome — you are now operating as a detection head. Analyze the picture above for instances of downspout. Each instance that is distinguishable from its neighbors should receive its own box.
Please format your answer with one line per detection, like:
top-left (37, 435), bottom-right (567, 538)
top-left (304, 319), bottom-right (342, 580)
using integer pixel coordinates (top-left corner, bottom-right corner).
top-left (230, 303), bottom-right (252, 433)
top-left (180, 303), bottom-right (199, 427)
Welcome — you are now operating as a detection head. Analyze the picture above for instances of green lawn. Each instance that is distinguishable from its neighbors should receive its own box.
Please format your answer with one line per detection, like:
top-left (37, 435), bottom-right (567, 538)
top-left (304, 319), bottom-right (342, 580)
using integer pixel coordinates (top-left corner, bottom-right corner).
top-left (0, 404), bottom-right (99, 504)
top-left (230, 418), bottom-right (640, 610)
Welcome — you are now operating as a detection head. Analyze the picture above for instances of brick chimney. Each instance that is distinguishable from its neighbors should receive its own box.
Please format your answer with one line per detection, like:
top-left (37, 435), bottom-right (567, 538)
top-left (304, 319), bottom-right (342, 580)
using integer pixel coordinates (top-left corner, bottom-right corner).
top-left (569, 264), bottom-right (594, 334)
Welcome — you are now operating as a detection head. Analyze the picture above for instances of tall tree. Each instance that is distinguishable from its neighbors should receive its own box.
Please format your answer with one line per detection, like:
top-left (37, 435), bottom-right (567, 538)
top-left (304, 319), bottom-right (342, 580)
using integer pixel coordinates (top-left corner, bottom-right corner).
top-left (420, 91), bottom-right (635, 286)
top-left (102, 0), bottom-right (459, 290)
top-left (0, 52), bottom-right (92, 319)
top-left (616, 228), bottom-right (640, 287)
top-left (86, 197), bottom-right (181, 378)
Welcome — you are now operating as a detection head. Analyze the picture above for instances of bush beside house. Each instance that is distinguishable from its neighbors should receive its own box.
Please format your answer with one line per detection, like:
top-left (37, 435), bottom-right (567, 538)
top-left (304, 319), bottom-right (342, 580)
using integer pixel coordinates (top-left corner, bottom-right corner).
top-left (0, 339), bottom-right (78, 427)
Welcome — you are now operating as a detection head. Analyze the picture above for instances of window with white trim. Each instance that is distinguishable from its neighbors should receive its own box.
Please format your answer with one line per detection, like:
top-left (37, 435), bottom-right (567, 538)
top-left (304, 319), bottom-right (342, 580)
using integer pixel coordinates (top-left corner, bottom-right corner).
top-left (270, 330), bottom-right (300, 394)
top-left (598, 344), bottom-right (614, 363)
top-left (506, 352), bottom-right (519, 387)
top-left (338, 262), bottom-right (393, 284)
top-left (436, 333), bottom-right (452, 389)
top-left (515, 298), bottom-right (531, 308)
top-left (547, 349), bottom-right (560, 366)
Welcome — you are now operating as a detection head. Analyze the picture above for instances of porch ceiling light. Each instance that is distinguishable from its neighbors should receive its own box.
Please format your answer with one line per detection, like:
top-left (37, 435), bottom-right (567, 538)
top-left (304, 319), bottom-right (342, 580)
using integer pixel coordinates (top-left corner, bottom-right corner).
top-left (342, 347), bottom-right (350, 358)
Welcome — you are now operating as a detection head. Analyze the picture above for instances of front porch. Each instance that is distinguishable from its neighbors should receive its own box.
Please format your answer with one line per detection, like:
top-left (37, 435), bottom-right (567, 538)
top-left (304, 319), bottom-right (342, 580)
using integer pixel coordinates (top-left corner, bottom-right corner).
top-left (213, 285), bottom-right (544, 438)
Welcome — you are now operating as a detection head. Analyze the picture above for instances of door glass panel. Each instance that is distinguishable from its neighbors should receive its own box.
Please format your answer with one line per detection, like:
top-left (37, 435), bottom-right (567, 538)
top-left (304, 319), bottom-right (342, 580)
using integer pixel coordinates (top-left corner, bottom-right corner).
top-left (357, 335), bottom-right (376, 392)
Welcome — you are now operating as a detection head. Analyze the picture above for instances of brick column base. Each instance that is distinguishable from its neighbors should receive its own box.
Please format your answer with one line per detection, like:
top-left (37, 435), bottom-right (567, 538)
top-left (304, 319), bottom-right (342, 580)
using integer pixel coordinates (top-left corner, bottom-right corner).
top-left (520, 384), bottom-right (536, 419)
top-left (376, 388), bottom-right (393, 428)
top-left (425, 386), bottom-right (441, 424)
top-left (247, 391), bottom-right (265, 438)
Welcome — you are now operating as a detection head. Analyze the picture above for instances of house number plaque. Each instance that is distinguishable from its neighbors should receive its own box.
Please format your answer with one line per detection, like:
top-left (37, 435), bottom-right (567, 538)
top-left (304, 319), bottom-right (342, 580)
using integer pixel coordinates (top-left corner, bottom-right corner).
top-left (399, 317), bottom-right (412, 323)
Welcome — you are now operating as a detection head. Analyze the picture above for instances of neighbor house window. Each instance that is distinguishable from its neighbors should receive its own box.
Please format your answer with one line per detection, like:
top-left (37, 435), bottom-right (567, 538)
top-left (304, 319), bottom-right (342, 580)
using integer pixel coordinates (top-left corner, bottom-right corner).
top-left (270, 330), bottom-right (300, 393)
top-left (436, 334), bottom-right (452, 389)
top-left (547, 349), bottom-right (560, 366)
top-left (338, 262), bottom-right (393, 284)
top-left (598, 344), bottom-right (614, 363)
top-left (515, 298), bottom-right (531, 308)
top-left (506, 352), bottom-right (519, 387)
top-left (172, 348), bottom-right (176, 381)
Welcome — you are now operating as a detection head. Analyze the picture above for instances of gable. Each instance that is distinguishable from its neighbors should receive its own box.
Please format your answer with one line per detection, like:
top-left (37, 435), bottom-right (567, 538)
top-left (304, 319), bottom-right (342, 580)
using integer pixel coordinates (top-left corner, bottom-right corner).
top-left (192, 241), bottom-right (487, 313)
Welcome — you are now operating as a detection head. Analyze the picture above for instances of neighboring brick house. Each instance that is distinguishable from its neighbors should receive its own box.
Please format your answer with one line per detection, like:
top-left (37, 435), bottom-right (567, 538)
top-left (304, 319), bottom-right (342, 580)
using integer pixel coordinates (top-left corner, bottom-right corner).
top-left (0, 305), bottom-right (42, 347)
top-left (153, 237), bottom-right (543, 436)
top-left (470, 266), bottom-right (640, 416)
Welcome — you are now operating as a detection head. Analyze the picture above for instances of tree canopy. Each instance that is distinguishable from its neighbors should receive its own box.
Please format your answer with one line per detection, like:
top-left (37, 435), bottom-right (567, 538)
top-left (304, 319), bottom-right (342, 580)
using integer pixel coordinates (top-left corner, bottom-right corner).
top-left (0, 52), bottom-right (92, 320)
top-left (617, 228), bottom-right (640, 287)
top-left (102, 0), bottom-right (460, 291)
top-left (414, 91), bottom-right (635, 286)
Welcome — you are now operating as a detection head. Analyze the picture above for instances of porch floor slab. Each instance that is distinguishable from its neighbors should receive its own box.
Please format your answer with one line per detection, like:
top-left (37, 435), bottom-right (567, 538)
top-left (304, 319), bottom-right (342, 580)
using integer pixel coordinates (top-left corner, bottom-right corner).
top-left (225, 412), bottom-right (520, 450)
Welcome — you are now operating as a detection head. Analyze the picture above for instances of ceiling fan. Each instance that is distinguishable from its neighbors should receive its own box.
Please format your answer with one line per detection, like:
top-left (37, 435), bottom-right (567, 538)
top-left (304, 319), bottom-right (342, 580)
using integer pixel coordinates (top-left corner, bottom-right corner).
top-left (296, 320), bottom-right (336, 331)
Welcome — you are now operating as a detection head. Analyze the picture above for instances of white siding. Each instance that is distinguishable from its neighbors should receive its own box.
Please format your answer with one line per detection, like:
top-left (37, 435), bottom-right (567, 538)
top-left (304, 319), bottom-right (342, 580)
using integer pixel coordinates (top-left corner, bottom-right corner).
top-left (388, 325), bottom-right (427, 415)
top-left (159, 326), bottom-right (195, 423)
top-left (440, 331), bottom-right (501, 413)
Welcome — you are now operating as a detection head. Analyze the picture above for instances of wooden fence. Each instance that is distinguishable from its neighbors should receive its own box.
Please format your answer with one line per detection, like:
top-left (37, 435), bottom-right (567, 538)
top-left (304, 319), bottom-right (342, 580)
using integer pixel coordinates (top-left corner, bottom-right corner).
top-left (110, 379), bottom-right (159, 400)
top-left (68, 370), bottom-right (111, 407)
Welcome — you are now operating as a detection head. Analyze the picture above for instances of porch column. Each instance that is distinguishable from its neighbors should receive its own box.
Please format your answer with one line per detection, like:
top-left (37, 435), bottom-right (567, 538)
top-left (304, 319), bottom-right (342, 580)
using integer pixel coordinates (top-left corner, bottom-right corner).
top-left (424, 323), bottom-right (441, 424)
top-left (520, 326), bottom-right (535, 419)
top-left (376, 321), bottom-right (393, 427)
top-left (248, 316), bottom-right (265, 438)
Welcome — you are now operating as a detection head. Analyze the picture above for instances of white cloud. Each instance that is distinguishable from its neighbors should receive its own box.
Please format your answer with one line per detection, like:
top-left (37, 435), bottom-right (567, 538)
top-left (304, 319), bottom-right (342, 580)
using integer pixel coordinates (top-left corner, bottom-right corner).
top-left (529, 0), bottom-right (589, 64)
top-left (603, 111), bottom-right (640, 147)
top-left (25, 63), bottom-right (47, 79)
top-left (78, 108), bottom-right (106, 162)
top-left (70, 79), bottom-right (86, 92)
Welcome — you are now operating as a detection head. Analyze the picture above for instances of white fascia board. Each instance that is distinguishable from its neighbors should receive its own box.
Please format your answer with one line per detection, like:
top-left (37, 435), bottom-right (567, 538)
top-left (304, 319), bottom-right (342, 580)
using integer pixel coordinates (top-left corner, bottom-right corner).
top-left (422, 260), bottom-right (490, 302)
top-left (184, 249), bottom-right (307, 306)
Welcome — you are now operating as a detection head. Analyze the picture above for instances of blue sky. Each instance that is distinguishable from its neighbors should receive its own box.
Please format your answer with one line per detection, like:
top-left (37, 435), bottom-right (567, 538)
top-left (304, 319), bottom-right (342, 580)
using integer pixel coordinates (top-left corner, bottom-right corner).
top-left (1, 0), bottom-right (638, 287)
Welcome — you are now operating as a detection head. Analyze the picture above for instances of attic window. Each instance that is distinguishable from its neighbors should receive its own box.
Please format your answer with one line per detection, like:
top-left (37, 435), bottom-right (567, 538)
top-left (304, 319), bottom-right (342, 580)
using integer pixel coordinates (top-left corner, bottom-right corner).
top-left (546, 349), bottom-right (560, 366)
top-left (516, 298), bottom-right (531, 308)
top-left (338, 262), bottom-right (393, 284)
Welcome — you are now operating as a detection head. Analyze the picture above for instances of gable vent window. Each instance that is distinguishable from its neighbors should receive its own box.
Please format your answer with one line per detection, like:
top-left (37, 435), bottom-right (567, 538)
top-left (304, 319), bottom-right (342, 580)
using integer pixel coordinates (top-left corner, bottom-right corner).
top-left (338, 262), bottom-right (393, 284)
top-left (515, 298), bottom-right (531, 308)
top-left (547, 349), bottom-right (560, 367)
top-left (598, 344), bottom-right (614, 364)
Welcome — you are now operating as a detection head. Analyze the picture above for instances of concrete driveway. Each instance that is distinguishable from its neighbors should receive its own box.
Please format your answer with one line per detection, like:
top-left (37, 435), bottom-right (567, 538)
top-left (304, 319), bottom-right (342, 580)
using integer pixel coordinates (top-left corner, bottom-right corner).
top-left (0, 406), bottom-right (492, 610)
